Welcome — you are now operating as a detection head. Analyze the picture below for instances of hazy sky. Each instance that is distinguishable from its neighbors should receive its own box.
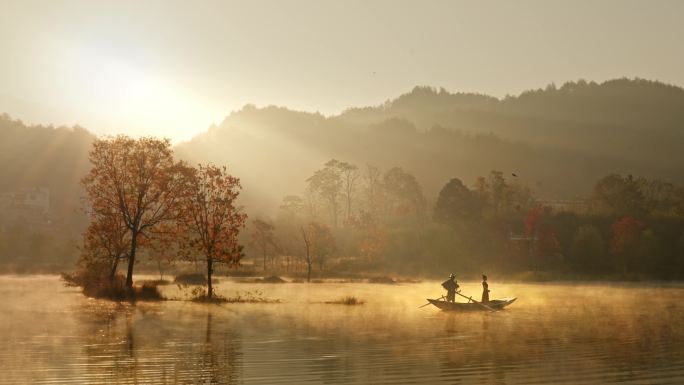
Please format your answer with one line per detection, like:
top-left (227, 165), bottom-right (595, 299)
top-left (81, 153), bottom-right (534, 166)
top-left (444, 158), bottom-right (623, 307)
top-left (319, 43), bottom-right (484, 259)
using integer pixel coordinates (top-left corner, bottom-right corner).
top-left (1, 0), bottom-right (683, 142)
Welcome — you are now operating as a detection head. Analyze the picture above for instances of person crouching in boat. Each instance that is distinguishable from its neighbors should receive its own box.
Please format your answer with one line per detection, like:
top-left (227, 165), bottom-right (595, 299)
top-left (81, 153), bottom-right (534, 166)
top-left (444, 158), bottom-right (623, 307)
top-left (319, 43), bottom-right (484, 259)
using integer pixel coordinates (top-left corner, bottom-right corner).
top-left (441, 273), bottom-right (460, 302)
top-left (481, 274), bottom-right (490, 303)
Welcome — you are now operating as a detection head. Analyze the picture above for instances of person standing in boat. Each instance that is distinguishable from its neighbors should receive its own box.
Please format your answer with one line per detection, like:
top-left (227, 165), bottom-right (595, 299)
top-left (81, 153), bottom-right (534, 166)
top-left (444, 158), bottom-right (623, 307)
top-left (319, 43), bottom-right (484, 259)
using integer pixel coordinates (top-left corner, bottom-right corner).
top-left (441, 273), bottom-right (460, 302)
top-left (481, 274), bottom-right (490, 303)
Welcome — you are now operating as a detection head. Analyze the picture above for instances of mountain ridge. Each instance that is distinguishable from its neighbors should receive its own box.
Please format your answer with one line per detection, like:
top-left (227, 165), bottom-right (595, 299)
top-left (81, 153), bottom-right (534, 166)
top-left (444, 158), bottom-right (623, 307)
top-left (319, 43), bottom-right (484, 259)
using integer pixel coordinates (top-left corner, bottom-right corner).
top-left (176, 77), bottom-right (684, 214)
top-left (2, 77), bottom-right (684, 220)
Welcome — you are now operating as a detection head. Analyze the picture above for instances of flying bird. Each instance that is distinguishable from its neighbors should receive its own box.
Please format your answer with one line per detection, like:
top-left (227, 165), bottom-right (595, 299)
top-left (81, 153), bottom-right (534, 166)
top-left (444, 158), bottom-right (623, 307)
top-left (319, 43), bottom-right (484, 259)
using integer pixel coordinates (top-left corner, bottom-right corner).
top-left (512, 173), bottom-right (518, 177)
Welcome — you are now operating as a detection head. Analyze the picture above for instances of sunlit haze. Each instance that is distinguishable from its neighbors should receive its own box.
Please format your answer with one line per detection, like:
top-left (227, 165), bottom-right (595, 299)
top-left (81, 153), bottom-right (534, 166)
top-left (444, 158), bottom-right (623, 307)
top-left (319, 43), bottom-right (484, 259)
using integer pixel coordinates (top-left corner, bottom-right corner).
top-left (2, 0), bottom-right (684, 142)
top-left (3, 2), bottom-right (684, 384)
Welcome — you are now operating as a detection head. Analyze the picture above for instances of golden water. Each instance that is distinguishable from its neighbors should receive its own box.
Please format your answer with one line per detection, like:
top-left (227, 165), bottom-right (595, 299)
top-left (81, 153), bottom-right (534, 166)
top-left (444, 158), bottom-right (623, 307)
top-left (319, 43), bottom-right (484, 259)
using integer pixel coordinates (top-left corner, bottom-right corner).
top-left (1, 275), bottom-right (683, 384)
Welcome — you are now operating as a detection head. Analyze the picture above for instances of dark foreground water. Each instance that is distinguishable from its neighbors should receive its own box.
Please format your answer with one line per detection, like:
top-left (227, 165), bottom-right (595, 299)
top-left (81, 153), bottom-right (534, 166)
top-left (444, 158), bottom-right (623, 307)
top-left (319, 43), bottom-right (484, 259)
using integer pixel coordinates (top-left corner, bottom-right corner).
top-left (1, 275), bottom-right (683, 384)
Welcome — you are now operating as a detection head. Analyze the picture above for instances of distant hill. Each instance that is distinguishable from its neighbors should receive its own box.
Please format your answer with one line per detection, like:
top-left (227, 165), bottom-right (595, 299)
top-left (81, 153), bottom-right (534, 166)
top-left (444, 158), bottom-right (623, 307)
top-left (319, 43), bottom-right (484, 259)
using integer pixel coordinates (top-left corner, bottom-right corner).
top-left (2, 78), bottom-right (683, 221)
top-left (0, 114), bottom-right (94, 226)
top-left (176, 78), bottom-right (684, 215)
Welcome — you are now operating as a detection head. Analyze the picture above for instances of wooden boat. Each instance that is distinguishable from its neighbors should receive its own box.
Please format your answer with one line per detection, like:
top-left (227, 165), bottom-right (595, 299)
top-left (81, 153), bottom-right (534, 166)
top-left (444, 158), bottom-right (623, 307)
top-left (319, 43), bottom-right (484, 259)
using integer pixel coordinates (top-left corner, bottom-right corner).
top-left (427, 297), bottom-right (517, 311)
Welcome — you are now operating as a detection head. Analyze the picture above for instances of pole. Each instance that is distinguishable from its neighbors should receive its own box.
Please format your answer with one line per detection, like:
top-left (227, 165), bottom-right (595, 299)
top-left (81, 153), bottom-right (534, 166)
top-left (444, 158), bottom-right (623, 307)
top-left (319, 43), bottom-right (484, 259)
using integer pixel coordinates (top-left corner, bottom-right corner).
top-left (455, 291), bottom-right (496, 312)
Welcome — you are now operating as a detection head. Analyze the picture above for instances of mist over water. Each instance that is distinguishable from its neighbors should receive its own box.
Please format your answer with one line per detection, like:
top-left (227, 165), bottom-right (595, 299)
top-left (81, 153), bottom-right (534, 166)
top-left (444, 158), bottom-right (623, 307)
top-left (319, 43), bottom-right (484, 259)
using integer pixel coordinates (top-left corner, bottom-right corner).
top-left (1, 275), bottom-right (683, 384)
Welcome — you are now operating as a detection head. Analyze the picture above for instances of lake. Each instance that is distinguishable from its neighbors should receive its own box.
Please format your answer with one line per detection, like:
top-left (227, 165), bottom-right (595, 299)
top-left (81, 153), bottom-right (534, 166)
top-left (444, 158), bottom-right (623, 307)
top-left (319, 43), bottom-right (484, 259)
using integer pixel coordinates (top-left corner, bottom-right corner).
top-left (1, 275), bottom-right (683, 384)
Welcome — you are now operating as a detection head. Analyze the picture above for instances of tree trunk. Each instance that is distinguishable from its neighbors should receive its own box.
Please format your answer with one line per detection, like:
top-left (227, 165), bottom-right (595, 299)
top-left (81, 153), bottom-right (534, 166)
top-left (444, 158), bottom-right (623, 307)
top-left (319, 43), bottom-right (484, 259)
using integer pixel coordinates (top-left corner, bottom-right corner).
top-left (332, 201), bottom-right (338, 228)
top-left (346, 195), bottom-right (352, 223)
top-left (109, 258), bottom-right (119, 282)
top-left (262, 245), bottom-right (267, 272)
top-left (126, 234), bottom-right (138, 289)
top-left (207, 258), bottom-right (213, 299)
top-left (301, 226), bottom-right (312, 283)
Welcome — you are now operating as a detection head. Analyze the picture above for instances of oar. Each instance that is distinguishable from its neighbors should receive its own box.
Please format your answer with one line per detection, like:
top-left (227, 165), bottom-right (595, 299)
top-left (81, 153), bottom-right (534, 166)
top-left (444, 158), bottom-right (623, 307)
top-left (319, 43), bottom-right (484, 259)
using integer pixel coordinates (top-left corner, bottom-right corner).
top-left (455, 291), bottom-right (496, 312)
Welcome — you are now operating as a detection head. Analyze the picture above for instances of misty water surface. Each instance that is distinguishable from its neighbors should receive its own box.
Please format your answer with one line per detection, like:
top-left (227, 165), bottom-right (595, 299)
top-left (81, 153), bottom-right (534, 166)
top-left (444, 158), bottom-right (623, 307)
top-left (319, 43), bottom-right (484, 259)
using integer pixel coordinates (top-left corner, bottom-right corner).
top-left (1, 275), bottom-right (683, 384)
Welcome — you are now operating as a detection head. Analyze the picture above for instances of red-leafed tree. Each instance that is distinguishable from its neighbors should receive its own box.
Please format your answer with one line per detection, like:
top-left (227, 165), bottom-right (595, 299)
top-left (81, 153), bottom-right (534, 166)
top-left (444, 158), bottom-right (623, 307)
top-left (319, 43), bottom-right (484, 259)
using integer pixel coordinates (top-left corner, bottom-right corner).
top-left (611, 216), bottom-right (645, 273)
top-left (81, 207), bottom-right (129, 281)
top-left (354, 211), bottom-right (387, 261)
top-left (537, 224), bottom-right (560, 257)
top-left (522, 204), bottom-right (558, 270)
top-left (611, 216), bottom-right (645, 254)
top-left (524, 204), bottom-right (544, 236)
top-left (358, 227), bottom-right (387, 260)
top-left (178, 164), bottom-right (247, 299)
top-left (82, 136), bottom-right (193, 289)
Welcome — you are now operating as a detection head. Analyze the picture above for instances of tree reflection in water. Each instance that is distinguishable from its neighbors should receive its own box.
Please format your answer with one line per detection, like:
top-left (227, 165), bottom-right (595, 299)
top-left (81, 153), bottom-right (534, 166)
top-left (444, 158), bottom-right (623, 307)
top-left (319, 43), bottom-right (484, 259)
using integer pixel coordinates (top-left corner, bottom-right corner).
top-left (76, 303), bottom-right (242, 384)
top-left (199, 311), bottom-right (242, 384)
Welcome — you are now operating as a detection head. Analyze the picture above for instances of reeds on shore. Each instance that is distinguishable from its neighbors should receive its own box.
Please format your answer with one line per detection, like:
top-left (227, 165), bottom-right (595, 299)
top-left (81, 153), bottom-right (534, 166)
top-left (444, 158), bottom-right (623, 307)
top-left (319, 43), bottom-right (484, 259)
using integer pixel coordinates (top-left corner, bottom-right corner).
top-left (325, 295), bottom-right (365, 305)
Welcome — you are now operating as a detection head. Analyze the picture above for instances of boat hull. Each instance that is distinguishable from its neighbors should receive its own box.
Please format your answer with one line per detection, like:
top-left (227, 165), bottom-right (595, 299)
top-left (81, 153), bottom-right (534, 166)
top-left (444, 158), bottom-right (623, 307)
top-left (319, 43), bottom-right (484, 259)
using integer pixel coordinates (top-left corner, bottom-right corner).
top-left (427, 297), bottom-right (516, 311)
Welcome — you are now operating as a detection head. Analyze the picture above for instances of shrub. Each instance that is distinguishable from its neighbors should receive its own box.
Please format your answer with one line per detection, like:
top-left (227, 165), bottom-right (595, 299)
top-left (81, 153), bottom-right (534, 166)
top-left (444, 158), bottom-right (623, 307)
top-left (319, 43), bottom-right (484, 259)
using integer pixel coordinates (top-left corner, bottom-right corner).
top-left (325, 296), bottom-right (365, 305)
top-left (174, 273), bottom-right (208, 285)
top-left (61, 266), bottom-right (163, 301)
top-left (254, 275), bottom-right (287, 283)
top-left (368, 276), bottom-right (396, 284)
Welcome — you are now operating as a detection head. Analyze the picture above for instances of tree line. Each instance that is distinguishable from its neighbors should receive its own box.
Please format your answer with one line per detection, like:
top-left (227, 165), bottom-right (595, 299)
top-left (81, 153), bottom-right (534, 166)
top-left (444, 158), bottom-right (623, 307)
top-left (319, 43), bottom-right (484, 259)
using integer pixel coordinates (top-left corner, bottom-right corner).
top-left (69, 139), bottom-right (684, 298)
top-left (246, 162), bottom-right (684, 280)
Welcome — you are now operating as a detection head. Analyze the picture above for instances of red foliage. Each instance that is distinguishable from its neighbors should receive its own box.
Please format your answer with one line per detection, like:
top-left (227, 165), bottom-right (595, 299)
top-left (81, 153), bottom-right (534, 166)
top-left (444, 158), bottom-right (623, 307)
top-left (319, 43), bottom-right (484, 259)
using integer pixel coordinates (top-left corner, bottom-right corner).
top-left (359, 227), bottom-right (387, 260)
top-left (537, 224), bottom-right (560, 256)
top-left (610, 216), bottom-right (644, 255)
top-left (524, 204), bottom-right (544, 236)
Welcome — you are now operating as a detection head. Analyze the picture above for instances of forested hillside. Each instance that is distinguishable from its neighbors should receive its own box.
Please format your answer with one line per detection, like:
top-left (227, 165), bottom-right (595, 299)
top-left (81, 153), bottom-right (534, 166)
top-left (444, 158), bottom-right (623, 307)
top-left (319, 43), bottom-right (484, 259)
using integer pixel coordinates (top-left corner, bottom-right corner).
top-left (0, 114), bottom-right (94, 271)
top-left (176, 78), bottom-right (684, 214)
top-left (0, 114), bottom-right (94, 220)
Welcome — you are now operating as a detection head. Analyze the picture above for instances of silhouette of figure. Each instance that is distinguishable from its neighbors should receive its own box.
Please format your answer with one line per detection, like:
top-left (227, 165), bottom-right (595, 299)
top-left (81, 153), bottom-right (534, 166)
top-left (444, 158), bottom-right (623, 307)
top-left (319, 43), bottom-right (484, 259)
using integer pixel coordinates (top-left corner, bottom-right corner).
top-left (481, 274), bottom-right (490, 303)
top-left (441, 273), bottom-right (460, 302)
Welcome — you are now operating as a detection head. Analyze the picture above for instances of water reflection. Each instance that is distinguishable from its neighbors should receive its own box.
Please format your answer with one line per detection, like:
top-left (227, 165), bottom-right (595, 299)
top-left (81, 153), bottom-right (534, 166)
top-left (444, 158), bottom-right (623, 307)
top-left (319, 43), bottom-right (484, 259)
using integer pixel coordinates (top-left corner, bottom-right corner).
top-left (64, 299), bottom-right (244, 384)
top-left (1, 276), bottom-right (684, 384)
top-left (198, 311), bottom-right (242, 384)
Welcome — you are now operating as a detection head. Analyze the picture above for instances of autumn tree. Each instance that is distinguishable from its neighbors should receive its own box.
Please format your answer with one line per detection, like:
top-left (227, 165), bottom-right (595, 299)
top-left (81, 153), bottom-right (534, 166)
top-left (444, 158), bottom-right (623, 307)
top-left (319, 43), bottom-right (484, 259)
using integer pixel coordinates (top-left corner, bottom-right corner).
top-left (433, 178), bottom-right (482, 227)
top-left (301, 222), bottom-right (336, 280)
top-left (178, 164), bottom-right (247, 299)
top-left (594, 174), bottom-right (646, 217)
top-left (363, 164), bottom-right (383, 218)
top-left (524, 204), bottom-right (544, 237)
top-left (251, 219), bottom-right (277, 272)
top-left (354, 212), bottom-right (387, 261)
top-left (536, 224), bottom-right (560, 260)
top-left (473, 170), bottom-right (532, 218)
top-left (382, 167), bottom-right (426, 220)
top-left (610, 216), bottom-right (645, 273)
top-left (80, 207), bottom-right (129, 281)
top-left (301, 226), bottom-right (313, 282)
top-left (338, 161), bottom-right (360, 224)
top-left (279, 195), bottom-right (305, 222)
top-left (146, 233), bottom-right (178, 281)
top-left (521, 204), bottom-right (560, 270)
top-left (306, 160), bottom-right (343, 227)
top-left (82, 136), bottom-right (192, 289)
